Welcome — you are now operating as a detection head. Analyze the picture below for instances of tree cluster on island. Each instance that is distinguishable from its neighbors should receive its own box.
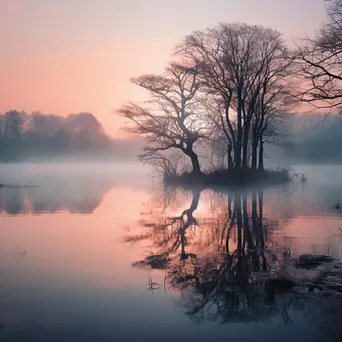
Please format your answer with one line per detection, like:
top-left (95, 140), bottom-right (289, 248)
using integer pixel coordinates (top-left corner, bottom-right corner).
top-left (119, 0), bottom-right (342, 185)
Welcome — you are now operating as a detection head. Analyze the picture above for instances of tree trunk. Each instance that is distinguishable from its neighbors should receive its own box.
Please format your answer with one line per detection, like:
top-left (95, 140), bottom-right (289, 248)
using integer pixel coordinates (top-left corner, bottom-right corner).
top-left (227, 144), bottom-right (233, 169)
top-left (235, 97), bottom-right (243, 170)
top-left (251, 191), bottom-right (260, 248)
top-left (242, 138), bottom-right (248, 169)
top-left (258, 137), bottom-right (264, 171)
top-left (258, 190), bottom-right (263, 225)
top-left (242, 193), bottom-right (253, 249)
top-left (187, 151), bottom-right (201, 175)
top-left (251, 191), bottom-right (257, 234)
top-left (180, 189), bottom-right (200, 260)
top-left (235, 141), bottom-right (241, 170)
top-left (185, 143), bottom-right (201, 175)
top-left (242, 121), bottom-right (251, 169)
top-left (180, 229), bottom-right (187, 260)
top-left (190, 152), bottom-right (201, 175)
top-left (257, 190), bottom-right (267, 272)
top-left (251, 124), bottom-right (258, 169)
top-left (251, 141), bottom-right (258, 169)
top-left (235, 192), bottom-right (242, 254)
top-left (228, 192), bottom-right (232, 218)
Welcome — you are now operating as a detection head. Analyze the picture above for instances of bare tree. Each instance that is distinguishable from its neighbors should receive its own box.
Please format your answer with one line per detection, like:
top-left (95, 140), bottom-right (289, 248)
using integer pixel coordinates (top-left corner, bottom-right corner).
top-left (297, 0), bottom-right (342, 111)
top-left (252, 63), bottom-right (295, 170)
top-left (119, 60), bottom-right (207, 175)
top-left (178, 23), bottom-right (292, 170)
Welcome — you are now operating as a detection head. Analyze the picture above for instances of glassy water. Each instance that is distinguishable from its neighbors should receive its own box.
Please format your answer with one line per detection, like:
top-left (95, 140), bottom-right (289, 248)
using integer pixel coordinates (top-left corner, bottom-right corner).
top-left (0, 163), bottom-right (341, 342)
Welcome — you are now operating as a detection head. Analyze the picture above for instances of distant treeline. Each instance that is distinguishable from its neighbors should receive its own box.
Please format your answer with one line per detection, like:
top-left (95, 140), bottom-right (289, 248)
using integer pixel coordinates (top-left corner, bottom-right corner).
top-left (2, 110), bottom-right (341, 164)
top-left (266, 114), bottom-right (342, 164)
top-left (291, 114), bottom-right (342, 163)
top-left (0, 111), bottom-right (119, 161)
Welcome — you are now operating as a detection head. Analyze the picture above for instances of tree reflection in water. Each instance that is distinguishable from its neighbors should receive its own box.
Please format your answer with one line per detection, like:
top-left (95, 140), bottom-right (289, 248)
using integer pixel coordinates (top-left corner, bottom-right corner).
top-left (127, 187), bottom-right (342, 340)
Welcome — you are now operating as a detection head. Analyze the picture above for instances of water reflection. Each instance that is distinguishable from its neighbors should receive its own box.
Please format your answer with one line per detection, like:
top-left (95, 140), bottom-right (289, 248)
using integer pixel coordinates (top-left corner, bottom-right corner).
top-left (1, 164), bottom-right (342, 341)
top-left (0, 163), bottom-right (151, 215)
top-left (0, 179), bottom-right (114, 215)
top-left (127, 185), bottom-right (342, 341)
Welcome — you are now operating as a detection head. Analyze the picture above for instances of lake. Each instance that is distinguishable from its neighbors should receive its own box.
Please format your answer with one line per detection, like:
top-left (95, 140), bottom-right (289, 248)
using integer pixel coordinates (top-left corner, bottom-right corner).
top-left (0, 163), bottom-right (341, 342)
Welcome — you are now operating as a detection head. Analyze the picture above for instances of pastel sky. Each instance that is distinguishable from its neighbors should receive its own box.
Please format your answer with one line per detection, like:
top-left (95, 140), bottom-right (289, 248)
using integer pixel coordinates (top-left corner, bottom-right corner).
top-left (0, 0), bottom-right (327, 137)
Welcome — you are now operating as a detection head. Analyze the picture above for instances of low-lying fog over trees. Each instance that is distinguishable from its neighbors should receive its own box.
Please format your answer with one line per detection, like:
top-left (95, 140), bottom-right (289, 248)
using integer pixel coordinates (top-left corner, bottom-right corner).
top-left (0, 111), bottom-right (141, 161)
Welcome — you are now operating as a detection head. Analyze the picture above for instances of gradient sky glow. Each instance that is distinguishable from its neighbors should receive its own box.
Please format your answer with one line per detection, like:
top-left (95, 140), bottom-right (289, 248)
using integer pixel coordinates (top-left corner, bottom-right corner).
top-left (0, 0), bottom-right (327, 137)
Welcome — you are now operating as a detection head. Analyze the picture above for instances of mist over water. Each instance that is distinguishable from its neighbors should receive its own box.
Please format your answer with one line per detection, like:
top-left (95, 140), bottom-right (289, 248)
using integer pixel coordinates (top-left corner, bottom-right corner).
top-left (0, 162), bottom-right (340, 341)
top-left (3, 0), bottom-right (342, 339)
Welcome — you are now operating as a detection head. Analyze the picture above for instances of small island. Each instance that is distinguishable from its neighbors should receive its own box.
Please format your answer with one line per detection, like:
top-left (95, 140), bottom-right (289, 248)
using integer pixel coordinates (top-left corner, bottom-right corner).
top-left (119, 23), bottom-right (299, 187)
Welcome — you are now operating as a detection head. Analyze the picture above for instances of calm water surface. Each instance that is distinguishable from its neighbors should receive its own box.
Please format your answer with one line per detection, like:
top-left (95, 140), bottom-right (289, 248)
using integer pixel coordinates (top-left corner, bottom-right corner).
top-left (0, 163), bottom-right (341, 342)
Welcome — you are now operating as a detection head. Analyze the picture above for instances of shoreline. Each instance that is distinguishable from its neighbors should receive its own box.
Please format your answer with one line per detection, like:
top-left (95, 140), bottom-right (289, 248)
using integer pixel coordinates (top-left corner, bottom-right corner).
top-left (163, 168), bottom-right (295, 190)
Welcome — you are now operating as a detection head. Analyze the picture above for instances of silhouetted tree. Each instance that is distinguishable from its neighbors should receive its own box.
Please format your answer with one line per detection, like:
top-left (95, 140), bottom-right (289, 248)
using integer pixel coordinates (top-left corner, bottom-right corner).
top-left (179, 23), bottom-right (292, 170)
top-left (119, 60), bottom-right (208, 175)
top-left (297, 0), bottom-right (342, 111)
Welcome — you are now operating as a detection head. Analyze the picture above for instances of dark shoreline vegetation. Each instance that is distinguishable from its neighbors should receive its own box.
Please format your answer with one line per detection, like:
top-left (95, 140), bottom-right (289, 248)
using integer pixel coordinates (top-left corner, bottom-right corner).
top-left (163, 168), bottom-right (293, 189)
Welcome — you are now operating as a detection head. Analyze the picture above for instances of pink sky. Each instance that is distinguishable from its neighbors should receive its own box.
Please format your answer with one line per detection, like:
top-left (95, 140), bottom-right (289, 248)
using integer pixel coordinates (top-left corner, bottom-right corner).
top-left (0, 0), bottom-right (327, 138)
